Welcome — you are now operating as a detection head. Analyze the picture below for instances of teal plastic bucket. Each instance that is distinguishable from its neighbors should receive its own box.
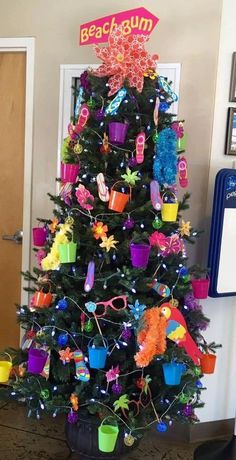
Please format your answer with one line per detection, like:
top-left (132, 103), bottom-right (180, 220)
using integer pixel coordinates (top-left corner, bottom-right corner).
top-left (88, 339), bottom-right (108, 369)
top-left (162, 362), bottom-right (185, 385)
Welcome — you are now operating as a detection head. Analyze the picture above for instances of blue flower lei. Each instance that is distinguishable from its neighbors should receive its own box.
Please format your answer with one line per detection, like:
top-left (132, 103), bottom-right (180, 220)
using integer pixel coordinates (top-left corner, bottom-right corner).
top-left (153, 128), bottom-right (177, 186)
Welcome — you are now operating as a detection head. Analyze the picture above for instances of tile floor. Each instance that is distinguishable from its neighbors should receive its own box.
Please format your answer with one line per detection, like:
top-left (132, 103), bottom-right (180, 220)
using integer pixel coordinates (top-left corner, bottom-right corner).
top-left (0, 401), bottom-right (196, 460)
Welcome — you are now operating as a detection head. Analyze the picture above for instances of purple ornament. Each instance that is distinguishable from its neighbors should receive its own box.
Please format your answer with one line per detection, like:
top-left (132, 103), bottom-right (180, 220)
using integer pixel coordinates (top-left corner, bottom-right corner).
top-left (67, 411), bottom-right (79, 424)
top-left (111, 383), bottom-right (122, 395)
top-left (121, 328), bottom-right (132, 340)
top-left (95, 109), bottom-right (105, 121)
top-left (128, 157), bottom-right (138, 168)
top-left (80, 71), bottom-right (90, 91)
top-left (184, 293), bottom-right (202, 312)
top-left (123, 217), bottom-right (135, 230)
top-left (182, 405), bottom-right (193, 417)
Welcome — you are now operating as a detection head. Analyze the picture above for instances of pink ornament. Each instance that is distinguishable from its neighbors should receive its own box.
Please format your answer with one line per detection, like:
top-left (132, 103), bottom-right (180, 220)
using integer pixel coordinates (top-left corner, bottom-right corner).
top-left (75, 184), bottom-right (94, 211)
top-left (93, 26), bottom-right (159, 96)
top-left (149, 231), bottom-right (167, 249)
top-left (160, 234), bottom-right (182, 256)
top-left (172, 122), bottom-right (184, 139)
top-left (106, 365), bottom-right (120, 383)
top-left (35, 249), bottom-right (46, 268)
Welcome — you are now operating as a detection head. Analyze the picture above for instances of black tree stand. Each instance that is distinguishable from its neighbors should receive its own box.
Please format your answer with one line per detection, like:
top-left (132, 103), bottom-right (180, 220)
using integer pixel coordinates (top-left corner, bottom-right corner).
top-left (194, 418), bottom-right (236, 459)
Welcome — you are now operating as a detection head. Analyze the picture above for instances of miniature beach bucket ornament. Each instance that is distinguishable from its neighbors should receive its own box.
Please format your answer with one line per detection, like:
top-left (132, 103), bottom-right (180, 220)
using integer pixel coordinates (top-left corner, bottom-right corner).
top-left (88, 338), bottom-right (108, 369)
top-left (130, 242), bottom-right (151, 269)
top-left (161, 192), bottom-right (179, 222)
top-left (32, 226), bottom-right (47, 247)
top-left (33, 285), bottom-right (53, 308)
top-left (61, 162), bottom-right (80, 184)
top-left (108, 181), bottom-right (131, 213)
top-left (98, 418), bottom-right (119, 453)
top-left (108, 122), bottom-right (129, 145)
top-left (58, 241), bottom-right (77, 263)
top-left (0, 352), bottom-right (12, 383)
top-left (191, 278), bottom-right (210, 299)
top-left (200, 353), bottom-right (216, 374)
top-left (162, 362), bottom-right (186, 386)
top-left (27, 348), bottom-right (48, 374)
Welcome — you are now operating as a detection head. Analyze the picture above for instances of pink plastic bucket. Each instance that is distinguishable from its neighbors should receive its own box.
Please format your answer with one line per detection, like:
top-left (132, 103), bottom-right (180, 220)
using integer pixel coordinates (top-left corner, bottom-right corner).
top-left (108, 122), bottom-right (129, 145)
top-left (61, 163), bottom-right (80, 183)
top-left (28, 348), bottom-right (48, 374)
top-left (130, 243), bottom-right (151, 269)
top-left (32, 227), bottom-right (47, 246)
top-left (191, 278), bottom-right (210, 299)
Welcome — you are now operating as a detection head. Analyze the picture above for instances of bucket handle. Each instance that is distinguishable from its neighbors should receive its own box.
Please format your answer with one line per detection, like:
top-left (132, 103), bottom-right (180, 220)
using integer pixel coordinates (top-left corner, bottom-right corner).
top-left (88, 337), bottom-right (108, 349)
top-left (0, 352), bottom-right (12, 363)
top-left (100, 415), bottom-right (118, 428)
top-left (162, 191), bottom-right (178, 203)
top-left (36, 282), bottom-right (52, 294)
top-left (111, 181), bottom-right (131, 200)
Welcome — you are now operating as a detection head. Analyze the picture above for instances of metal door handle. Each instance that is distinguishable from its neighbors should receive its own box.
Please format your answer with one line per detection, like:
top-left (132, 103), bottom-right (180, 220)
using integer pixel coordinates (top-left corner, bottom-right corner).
top-left (2, 230), bottom-right (23, 244)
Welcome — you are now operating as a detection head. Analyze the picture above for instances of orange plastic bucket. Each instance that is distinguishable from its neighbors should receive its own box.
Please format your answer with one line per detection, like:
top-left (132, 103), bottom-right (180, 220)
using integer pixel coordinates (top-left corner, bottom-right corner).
top-left (200, 353), bottom-right (216, 374)
top-left (108, 181), bottom-right (130, 213)
top-left (34, 290), bottom-right (53, 308)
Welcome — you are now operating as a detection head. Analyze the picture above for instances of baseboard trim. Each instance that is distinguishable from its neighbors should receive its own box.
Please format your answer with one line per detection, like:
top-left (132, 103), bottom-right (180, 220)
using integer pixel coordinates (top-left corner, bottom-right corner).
top-left (155, 419), bottom-right (234, 444)
top-left (190, 418), bottom-right (234, 443)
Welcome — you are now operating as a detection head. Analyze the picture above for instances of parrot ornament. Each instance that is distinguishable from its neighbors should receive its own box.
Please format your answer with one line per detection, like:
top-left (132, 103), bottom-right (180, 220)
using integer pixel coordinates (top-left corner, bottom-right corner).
top-left (134, 303), bottom-right (202, 368)
top-left (160, 303), bottom-right (203, 365)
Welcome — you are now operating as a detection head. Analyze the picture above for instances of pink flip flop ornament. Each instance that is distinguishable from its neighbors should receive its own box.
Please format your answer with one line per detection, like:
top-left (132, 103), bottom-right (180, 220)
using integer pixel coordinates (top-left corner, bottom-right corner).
top-left (178, 156), bottom-right (189, 188)
top-left (74, 104), bottom-right (90, 136)
top-left (135, 132), bottom-right (146, 164)
top-left (96, 173), bottom-right (110, 202)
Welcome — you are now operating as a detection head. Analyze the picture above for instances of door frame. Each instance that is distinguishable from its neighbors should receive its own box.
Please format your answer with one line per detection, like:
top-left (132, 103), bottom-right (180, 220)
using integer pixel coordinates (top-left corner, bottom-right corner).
top-left (0, 37), bottom-right (35, 309)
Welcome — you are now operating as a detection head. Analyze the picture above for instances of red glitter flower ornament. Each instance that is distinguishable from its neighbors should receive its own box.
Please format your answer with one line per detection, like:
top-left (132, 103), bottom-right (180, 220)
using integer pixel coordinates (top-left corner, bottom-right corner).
top-left (93, 27), bottom-right (159, 96)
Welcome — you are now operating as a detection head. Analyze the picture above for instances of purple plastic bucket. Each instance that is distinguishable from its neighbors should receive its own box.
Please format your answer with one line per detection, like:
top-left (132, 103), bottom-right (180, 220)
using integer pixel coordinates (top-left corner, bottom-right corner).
top-left (108, 122), bottom-right (129, 145)
top-left (61, 162), bottom-right (80, 183)
top-left (28, 348), bottom-right (48, 374)
top-left (130, 243), bottom-right (151, 269)
top-left (32, 227), bottom-right (47, 246)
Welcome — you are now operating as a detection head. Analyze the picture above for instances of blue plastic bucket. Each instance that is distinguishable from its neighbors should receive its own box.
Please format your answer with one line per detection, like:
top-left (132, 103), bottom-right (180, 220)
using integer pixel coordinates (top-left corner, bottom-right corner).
top-left (162, 362), bottom-right (185, 385)
top-left (88, 339), bottom-right (108, 369)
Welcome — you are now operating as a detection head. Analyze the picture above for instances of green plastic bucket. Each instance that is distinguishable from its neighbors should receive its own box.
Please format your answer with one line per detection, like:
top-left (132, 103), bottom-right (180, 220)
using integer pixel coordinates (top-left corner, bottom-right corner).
top-left (98, 424), bottom-right (119, 453)
top-left (58, 242), bottom-right (77, 263)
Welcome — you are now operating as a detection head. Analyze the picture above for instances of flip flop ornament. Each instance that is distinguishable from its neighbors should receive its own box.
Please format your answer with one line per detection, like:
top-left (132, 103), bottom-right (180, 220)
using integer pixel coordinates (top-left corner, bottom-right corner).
top-left (74, 104), bottom-right (90, 136)
top-left (178, 156), bottom-right (189, 188)
top-left (96, 173), bottom-right (110, 202)
top-left (150, 180), bottom-right (163, 211)
top-left (105, 88), bottom-right (127, 115)
top-left (84, 261), bottom-right (95, 292)
top-left (73, 349), bottom-right (90, 382)
top-left (135, 132), bottom-right (146, 164)
top-left (148, 280), bottom-right (170, 297)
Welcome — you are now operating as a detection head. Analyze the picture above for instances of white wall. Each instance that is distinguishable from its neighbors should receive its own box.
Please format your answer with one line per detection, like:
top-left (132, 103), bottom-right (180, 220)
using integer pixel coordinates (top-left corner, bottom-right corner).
top-left (197, 0), bottom-right (236, 423)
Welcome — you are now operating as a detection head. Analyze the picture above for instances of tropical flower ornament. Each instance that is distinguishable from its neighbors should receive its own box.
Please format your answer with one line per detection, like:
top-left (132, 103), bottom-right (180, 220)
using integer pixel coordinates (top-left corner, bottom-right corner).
top-left (121, 168), bottom-right (141, 186)
top-left (92, 221), bottom-right (108, 240)
top-left (99, 235), bottom-right (119, 252)
top-left (93, 26), bottom-right (159, 96)
top-left (75, 184), bottom-right (94, 211)
top-left (179, 220), bottom-right (192, 237)
top-left (128, 300), bottom-right (146, 320)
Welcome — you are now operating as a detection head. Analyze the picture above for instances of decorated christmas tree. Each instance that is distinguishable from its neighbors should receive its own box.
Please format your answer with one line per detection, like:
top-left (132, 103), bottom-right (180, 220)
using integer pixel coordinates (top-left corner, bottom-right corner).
top-left (3, 24), bottom-right (217, 457)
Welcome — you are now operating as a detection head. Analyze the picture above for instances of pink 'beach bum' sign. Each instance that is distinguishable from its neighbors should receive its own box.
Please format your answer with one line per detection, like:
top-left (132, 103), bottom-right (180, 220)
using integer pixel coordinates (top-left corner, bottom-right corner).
top-left (79, 8), bottom-right (159, 46)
